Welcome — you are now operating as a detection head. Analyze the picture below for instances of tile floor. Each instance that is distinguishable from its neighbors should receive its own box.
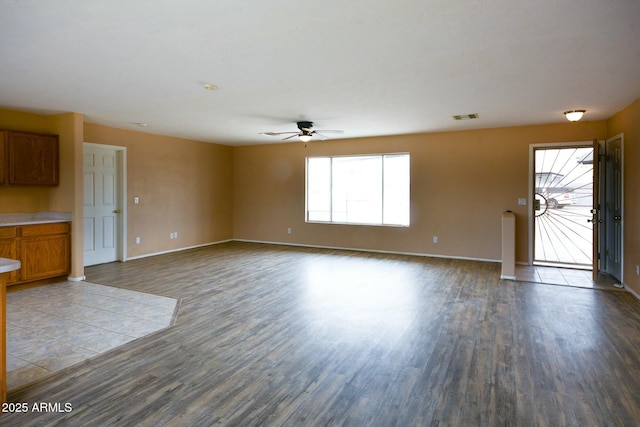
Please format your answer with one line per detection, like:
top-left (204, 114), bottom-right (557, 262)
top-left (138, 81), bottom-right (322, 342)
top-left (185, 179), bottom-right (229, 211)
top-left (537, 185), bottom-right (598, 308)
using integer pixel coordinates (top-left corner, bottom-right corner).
top-left (6, 281), bottom-right (178, 392)
top-left (514, 264), bottom-right (623, 290)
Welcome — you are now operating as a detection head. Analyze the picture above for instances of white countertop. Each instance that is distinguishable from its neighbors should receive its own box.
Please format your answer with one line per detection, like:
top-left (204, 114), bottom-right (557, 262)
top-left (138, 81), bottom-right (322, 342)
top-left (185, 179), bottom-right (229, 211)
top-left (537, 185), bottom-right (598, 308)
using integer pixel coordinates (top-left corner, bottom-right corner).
top-left (0, 258), bottom-right (20, 273)
top-left (0, 212), bottom-right (71, 226)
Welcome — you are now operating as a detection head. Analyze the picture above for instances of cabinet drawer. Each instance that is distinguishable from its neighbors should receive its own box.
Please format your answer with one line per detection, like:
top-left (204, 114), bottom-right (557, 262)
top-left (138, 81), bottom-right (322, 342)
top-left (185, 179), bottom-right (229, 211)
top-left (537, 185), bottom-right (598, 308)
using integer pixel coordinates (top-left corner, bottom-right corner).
top-left (0, 226), bottom-right (17, 239)
top-left (21, 222), bottom-right (70, 237)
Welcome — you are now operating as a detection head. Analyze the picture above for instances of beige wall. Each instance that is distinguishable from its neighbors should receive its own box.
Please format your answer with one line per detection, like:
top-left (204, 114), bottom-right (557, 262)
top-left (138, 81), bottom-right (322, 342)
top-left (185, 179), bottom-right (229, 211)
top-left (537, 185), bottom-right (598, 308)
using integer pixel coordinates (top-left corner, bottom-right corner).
top-left (233, 121), bottom-right (607, 262)
top-left (84, 124), bottom-right (234, 259)
top-left (3, 104), bottom-right (638, 289)
top-left (607, 99), bottom-right (640, 295)
top-left (1, 111), bottom-right (233, 276)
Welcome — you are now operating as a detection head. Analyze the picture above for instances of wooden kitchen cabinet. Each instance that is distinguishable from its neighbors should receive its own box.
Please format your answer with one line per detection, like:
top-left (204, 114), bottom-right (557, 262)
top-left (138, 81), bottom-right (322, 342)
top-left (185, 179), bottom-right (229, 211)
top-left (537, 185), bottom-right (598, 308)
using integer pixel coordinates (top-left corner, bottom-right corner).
top-left (0, 227), bottom-right (18, 284)
top-left (0, 222), bottom-right (70, 285)
top-left (0, 133), bottom-right (5, 185)
top-left (1, 130), bottom-right (59, 186)
top-left (20, 223), bottom-right (70, 282)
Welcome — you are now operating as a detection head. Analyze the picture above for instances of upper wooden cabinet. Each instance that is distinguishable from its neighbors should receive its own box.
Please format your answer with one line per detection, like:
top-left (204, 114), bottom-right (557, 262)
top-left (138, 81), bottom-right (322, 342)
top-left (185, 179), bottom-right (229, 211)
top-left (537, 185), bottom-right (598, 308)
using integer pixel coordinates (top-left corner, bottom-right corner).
top-left (1, 130), bottom-right (59, 186)
top-left (0, 133), bottom-right (4, 185)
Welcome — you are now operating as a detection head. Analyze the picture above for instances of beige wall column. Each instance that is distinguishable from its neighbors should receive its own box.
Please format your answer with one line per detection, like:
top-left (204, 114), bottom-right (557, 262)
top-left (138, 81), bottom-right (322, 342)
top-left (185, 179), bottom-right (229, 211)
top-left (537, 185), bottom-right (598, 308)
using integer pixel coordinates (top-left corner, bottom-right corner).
top-left (50, 113), bottom-right (85, 280)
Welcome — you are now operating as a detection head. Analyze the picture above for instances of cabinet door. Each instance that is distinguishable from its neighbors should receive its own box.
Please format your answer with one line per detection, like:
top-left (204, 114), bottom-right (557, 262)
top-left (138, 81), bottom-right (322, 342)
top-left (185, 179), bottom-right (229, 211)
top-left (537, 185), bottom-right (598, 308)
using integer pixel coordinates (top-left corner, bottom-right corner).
top-left (0, 239), bottom-right (19, 284)
top-left (20, 234), bottom-right (70, 281)
top-left (8, 132), bottom-right (59, 185)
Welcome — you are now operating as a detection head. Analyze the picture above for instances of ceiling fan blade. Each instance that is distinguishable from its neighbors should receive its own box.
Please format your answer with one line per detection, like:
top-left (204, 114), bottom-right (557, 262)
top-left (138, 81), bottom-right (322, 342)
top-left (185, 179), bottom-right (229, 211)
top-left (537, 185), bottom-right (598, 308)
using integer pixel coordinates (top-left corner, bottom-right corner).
top-left (313, 132), bottom-right (329, 140)
top-left (281, 133), bottom-right (300, 141)
top-left (315, 129), bottom-right (344, 134)
top-left (260, 131), bottom-right (298, 136)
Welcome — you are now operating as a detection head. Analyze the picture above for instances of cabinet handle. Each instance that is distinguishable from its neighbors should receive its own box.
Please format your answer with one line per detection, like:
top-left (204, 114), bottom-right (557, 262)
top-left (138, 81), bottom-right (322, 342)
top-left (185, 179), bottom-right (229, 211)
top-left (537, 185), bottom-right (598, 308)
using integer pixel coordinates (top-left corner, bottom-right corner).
top-left (113, 209), bottom-right (121, 214)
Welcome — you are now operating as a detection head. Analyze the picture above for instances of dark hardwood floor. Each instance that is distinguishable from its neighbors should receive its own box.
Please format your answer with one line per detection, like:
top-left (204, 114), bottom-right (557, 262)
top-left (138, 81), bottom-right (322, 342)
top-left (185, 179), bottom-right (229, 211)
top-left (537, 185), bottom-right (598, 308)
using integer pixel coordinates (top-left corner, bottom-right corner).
top-left (3, 241), bottom-right (640, 426)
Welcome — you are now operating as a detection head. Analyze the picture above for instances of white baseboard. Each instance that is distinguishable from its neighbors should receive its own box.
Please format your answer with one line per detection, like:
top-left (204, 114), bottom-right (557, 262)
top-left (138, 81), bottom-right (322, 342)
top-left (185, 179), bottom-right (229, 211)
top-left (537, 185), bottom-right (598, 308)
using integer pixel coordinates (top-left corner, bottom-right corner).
top-left (125, 239), bottom-right (233, 261)
top-left (233, 238), bottom-right (501, 263)
top-left (501, 275), bottom-right (517, 280)
top-left (624, 284), bottom-right (640, 300)
top-left (67, 275), bottom-right (86, 282)
top-left (121, 238), bottom-right (502, 265)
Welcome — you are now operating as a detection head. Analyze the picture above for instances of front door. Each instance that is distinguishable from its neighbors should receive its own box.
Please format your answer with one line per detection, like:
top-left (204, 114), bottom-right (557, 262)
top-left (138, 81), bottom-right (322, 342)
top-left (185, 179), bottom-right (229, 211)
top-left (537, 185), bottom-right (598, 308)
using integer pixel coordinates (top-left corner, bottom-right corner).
top-left (532, 144), bottom-right (595, 268)
top-left (604, 136), bottom-right (623, 281)
top-left (83, 145), bottom-right (122, 266)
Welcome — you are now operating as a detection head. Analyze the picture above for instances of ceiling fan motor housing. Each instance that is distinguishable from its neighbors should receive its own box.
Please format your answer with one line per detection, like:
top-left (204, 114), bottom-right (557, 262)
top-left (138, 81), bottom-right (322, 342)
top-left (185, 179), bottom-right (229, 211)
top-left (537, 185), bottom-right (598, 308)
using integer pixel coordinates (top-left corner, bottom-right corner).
top-left (297, 121), bottom-right (314, 131)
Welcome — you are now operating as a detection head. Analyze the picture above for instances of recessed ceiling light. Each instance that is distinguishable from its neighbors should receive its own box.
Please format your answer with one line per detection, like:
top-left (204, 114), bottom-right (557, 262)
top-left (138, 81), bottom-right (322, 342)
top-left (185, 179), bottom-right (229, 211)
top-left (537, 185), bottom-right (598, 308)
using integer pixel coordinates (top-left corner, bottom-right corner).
top-left (453, 113), bottom-right (479, 120)
top-left (203, 83), bottom-right (218, 91)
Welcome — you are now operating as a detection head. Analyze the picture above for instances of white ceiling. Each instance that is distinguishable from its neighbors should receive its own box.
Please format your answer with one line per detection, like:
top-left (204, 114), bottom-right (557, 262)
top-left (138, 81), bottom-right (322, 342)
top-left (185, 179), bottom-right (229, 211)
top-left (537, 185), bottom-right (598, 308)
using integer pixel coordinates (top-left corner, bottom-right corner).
top-left (1, 0), bottom-right (639, 146)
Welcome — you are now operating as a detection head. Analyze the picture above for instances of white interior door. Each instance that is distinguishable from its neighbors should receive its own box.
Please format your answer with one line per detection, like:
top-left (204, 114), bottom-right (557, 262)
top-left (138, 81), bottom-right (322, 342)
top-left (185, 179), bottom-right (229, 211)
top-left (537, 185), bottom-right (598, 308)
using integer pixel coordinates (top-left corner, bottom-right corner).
top-left (84, 145), bottom-right (123, 266)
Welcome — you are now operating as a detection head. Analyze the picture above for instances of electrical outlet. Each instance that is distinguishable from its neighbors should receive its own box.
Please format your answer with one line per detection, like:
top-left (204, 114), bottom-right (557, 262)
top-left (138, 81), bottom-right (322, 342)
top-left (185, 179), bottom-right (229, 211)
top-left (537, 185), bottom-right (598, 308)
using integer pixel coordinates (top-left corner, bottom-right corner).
top-left (433, 236), bottom-right (438, 243)
top-left (287, 228), bottom-right (292, 234)
top-left (135, 237), bottom-right (141, 244)
top-left (636, 265), bottom-right (639, 276)
top-left (174, 232), bottom-right (178, 239)
top-left (134, 196), bottom-right (139, 204)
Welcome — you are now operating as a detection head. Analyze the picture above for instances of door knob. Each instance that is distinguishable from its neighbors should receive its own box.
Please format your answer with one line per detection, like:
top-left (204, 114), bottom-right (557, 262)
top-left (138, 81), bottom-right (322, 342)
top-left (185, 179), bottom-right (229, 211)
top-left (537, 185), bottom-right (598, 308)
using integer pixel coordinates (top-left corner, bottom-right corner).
top-left (113, 209), bottom-right (121, 214)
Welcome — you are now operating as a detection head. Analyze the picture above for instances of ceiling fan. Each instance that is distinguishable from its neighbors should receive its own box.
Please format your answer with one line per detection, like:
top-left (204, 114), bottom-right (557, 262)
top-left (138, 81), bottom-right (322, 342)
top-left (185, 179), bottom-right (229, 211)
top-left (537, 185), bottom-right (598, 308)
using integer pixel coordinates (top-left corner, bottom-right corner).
top-left (260, 121), bottom-right (344, 142)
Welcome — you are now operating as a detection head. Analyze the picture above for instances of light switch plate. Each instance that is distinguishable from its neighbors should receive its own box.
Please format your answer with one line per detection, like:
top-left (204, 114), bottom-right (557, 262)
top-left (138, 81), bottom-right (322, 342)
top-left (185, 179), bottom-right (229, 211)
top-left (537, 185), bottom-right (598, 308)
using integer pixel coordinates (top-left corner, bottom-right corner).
top-left (518, 198), bottom-right (526, 206)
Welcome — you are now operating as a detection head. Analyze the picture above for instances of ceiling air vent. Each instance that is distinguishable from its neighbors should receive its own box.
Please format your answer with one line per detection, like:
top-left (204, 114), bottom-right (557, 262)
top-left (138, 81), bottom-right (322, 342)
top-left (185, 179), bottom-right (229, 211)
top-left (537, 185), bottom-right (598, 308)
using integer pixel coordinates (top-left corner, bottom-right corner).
top-left (453, 113), bottom-right (479, 120)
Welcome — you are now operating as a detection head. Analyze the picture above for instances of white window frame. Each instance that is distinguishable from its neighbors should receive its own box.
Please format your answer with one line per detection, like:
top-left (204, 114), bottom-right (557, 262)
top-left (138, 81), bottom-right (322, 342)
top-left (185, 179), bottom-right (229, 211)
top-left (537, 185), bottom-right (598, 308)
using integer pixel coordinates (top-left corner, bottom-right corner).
top-left (305, 153), bottom-right (410, 227)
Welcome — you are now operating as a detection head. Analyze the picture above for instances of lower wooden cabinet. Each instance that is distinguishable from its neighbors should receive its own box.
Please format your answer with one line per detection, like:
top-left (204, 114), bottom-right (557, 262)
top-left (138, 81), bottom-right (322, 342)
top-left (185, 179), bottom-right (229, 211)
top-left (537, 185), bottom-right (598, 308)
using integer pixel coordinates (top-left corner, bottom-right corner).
top-left (0, 241), bottom-right (18, 285)
top-left (0, 222), bottom-right (70, 286)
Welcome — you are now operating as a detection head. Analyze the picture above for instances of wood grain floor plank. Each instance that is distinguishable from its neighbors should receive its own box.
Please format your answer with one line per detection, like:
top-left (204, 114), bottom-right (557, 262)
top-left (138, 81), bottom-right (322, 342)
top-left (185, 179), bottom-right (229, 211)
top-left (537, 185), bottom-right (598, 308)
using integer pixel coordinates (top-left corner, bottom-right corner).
top-left (1, 242), bottom-right (640, 426)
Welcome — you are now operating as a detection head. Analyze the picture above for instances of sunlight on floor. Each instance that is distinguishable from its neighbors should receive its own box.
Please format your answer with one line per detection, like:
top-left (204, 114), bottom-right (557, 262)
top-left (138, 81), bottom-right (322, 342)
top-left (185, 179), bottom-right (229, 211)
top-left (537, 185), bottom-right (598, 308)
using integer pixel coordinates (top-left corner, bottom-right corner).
top-left (302, 257), bottom-right (419, 347)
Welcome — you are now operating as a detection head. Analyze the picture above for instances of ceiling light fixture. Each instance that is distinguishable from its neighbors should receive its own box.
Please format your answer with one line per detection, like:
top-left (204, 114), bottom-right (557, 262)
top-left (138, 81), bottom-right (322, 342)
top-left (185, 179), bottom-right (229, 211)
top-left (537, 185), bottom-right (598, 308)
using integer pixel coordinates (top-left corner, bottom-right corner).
top-left (299, 134), bottom-right (312, 142)
top-left (564, 110), bottom-right (586, 122)
top-left (203, 83), bottom-right (218, 91)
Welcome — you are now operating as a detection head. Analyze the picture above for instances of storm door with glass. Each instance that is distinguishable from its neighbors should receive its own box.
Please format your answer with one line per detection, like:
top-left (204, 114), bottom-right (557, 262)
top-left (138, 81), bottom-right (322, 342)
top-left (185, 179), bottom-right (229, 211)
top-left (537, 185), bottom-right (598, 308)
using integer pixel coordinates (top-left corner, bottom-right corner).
top-left (533, 145), bottom-right (596, 269)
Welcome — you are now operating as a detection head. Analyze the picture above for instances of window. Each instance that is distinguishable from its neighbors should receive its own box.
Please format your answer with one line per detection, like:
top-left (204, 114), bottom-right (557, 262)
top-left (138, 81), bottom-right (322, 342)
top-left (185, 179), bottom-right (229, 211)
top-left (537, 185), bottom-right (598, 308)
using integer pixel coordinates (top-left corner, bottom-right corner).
top-left (306, 153), bottom-right (410, 226)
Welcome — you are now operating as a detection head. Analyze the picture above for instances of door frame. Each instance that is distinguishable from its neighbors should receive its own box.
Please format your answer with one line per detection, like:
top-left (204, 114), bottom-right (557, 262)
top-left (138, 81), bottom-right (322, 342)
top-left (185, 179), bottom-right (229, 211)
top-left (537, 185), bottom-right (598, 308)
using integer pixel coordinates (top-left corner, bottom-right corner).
top-left (528, 141), bottom-right (595, 266)
top-left (83, 142), bottom-right (128, 264)
top-left (602, 134), bottom-right (624, 282)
